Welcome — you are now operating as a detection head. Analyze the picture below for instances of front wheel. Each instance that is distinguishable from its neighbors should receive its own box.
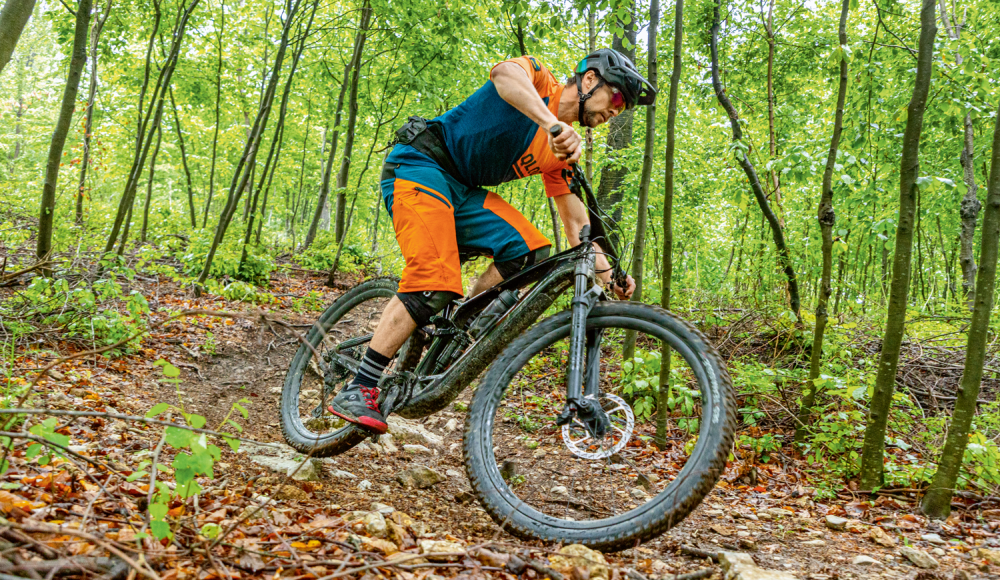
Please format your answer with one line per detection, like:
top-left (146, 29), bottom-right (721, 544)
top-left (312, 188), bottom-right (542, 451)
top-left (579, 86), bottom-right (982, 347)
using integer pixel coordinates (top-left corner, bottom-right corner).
top-left (463, 302), bottom-right (736, 551)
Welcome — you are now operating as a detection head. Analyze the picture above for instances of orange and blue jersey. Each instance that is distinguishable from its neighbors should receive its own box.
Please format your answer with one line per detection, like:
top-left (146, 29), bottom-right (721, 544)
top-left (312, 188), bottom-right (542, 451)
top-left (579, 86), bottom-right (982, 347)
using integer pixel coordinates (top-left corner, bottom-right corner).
top-left (382, 55), bottom-right (570, 295)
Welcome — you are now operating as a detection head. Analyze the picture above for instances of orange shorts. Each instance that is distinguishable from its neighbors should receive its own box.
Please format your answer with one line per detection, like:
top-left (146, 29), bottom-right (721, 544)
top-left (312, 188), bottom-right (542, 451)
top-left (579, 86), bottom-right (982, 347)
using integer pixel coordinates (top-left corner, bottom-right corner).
top-left (382, 146), bottom-right (551, 295)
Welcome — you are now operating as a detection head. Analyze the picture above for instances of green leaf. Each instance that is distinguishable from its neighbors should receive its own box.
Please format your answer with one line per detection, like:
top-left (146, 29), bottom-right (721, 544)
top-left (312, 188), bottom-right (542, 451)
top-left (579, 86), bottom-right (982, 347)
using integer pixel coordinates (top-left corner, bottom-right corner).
top-left (151, 520), bottom-right (173, 540)
top-left (163, 364), bottom-right (181, 378)
top-left (165, 426), bottom-right (194, 449)
top-left (149, 502), bottom-right (169, 520)
top-left (25, 443), bottom-right (43, 459)
top-left (200, 523), bottom-right (221, 539)
top-left (146, 403), bottom-right (171, 418)
top-left (222, 436), bottom-right (240, 452)
top-left (185, 414), bottom-right (206, 429)
top-left (233, 403), bottom-right (248, 420)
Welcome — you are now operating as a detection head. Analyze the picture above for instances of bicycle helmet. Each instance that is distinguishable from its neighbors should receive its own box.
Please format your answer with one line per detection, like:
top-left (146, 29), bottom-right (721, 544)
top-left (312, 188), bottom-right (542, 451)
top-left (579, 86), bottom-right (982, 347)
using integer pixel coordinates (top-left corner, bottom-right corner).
top-left (573, 48), bottom-right (656, 125)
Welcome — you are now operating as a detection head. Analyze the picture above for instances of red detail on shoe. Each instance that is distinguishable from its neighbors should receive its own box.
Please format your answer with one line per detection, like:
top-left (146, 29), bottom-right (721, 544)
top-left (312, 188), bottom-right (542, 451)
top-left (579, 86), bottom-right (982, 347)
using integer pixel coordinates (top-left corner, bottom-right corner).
top-left (327, 406), bottom-right (388, 434)
top-left (361, 386), bottom-right (380, 412)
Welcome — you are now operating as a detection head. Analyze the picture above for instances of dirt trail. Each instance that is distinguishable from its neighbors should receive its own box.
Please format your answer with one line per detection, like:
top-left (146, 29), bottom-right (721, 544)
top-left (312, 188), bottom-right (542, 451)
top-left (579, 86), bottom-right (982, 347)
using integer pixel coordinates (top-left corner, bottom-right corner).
top-left (118, 273), bottom-right (997, 580)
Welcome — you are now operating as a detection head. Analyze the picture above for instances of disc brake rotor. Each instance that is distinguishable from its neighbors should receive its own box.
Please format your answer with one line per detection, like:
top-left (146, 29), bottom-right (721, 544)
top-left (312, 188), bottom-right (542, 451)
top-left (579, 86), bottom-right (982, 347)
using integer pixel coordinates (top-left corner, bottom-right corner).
top-left (561, 393), bottom-right (635, 460)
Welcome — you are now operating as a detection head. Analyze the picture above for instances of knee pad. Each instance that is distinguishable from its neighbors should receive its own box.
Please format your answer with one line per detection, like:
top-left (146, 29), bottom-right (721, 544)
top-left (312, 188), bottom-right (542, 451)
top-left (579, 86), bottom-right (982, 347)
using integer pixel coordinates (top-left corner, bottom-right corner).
top-left (397, 290), bottom-right (460, 327)
top-left (494, 245), bottom-right (551, 280)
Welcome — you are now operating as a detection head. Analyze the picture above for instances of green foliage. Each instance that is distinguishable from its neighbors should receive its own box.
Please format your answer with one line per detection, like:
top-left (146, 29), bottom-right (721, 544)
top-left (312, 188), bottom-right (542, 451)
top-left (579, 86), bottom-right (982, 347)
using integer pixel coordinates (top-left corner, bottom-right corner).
top-left (295, 231), bottom-right (365, 274)
top-left (290, 290), bottom-right (326, 313)
top-left (181, 232), bottom-right (275, 285)
top-left (140, 362), bottom-right (247, 540)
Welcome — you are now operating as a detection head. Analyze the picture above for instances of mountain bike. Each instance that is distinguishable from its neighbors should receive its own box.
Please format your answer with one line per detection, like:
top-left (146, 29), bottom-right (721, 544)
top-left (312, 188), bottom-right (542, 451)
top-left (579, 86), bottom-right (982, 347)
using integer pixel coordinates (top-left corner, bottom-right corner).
top-left (279, 138), bottom-right (736, 551)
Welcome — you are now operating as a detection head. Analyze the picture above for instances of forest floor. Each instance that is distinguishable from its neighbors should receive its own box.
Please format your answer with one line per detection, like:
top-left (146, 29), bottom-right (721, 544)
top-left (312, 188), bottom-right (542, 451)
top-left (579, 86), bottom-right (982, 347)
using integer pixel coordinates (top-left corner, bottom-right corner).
top-left (4, 258), bottom-right (1000, 580)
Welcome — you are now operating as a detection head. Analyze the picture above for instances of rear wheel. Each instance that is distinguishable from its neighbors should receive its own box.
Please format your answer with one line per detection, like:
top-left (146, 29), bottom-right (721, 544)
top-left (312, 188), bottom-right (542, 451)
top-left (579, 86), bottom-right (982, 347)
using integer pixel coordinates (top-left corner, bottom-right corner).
top-left (463, 302), bottom-right (736, 551)
top-left (279, 278), bottom-right (423, 456)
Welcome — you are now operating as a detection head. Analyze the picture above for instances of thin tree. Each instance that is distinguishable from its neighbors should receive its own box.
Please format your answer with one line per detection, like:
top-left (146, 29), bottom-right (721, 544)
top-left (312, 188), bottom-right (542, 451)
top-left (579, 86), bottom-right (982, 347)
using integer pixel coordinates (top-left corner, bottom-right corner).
top-left (596, 0), bottom-right (636, 225)
top-left (859, 0), bottom-right (936, 490)
top-left (709, 0), bottom-right (800, 319)
top-left (202, 0), bottom-right (224, 228)
top-left (169, 87), bottom-right (197, 227)
top-left (623, 0), bottom-right (658, 362)
top-left (304, 62), bottom-right (351, 251)
top-left (36, 0), bottom-right (92, 263)
top-left (656, 0), bottom-right (682, 450)
top-left (104, 0), bottom-right (200, 252)
top-left (139, 125), bottom-right (162, 244)
top-left (196, 0), bottom-right (304, 285)
top-left (334, 0), bottom-right (373, 243)
top-left (762, 0), bottom-right (784, 225)
top-left (796, 0), bottom-right (850, 442)
top-left (922, 96), bottom-right (1000, 518)
top-left (75, 0), bottom-right (112, 225)
top-left (0, 0), bottom-right (36, 77)
top-left (938, 2), bottom-right (979, 306)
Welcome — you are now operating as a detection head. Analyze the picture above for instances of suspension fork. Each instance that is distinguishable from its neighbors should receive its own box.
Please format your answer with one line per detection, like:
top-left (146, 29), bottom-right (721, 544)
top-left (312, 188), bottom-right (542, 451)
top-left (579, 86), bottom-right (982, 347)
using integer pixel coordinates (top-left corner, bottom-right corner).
top-left (557, 225), bottom-right (610, 438)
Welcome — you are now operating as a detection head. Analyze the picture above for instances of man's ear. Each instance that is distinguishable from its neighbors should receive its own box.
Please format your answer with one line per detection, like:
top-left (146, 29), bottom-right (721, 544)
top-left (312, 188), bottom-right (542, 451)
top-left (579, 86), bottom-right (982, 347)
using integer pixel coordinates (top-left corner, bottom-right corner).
top-left (582, 70), bottom-right (599, 92)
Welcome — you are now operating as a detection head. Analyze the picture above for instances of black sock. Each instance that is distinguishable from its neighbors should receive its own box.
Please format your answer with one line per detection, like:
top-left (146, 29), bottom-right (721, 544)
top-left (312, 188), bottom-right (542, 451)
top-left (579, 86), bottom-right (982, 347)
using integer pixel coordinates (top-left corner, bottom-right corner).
top-left (352, 347), bottom-right (391, 391)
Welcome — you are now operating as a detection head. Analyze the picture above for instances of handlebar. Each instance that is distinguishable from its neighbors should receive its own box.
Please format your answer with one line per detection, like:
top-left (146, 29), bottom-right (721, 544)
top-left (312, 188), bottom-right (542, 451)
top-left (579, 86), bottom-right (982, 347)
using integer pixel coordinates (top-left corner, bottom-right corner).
top-left (548, 125), bottom-right (627, 289)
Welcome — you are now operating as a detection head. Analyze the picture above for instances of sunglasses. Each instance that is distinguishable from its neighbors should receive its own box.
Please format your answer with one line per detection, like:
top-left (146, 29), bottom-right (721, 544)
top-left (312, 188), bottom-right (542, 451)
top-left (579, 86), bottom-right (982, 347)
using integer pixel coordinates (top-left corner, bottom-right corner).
top-left (608, 85), bottom-right (627, 112)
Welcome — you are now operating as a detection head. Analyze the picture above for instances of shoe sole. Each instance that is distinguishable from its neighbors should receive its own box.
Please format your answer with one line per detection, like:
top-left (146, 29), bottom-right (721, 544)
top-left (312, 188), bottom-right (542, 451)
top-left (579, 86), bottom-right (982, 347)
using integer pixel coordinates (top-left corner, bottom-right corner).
top-left (328, 405), bottom-right (388, 434)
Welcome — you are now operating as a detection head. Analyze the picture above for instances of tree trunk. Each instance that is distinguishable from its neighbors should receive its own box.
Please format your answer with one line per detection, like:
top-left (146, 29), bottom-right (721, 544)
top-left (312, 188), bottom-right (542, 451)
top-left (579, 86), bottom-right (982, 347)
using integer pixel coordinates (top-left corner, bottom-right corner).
top-left (859, 0), bottom-right (936, 491)
top-left (0, 0), bottom-right (36, 77)
top-left (596, 1), bottom-right (636, 226)
top-left (796, 0), bottom-right (849, 442)
top-left (764, 0), bottom-right (783, 226)
top-left (334, 0), bottom-right (373, 243)
top-left (197, 0), bottom-right (305, 285)
top-left (656, 0), bottom-right (682, 451)
top-left (75, 0), bottom-right (112, 225)
top-left (958, 118), bottom-right (980, 306)
top-left (305, 61), bottom-right (351, 251)
top-left (139, 125), bottom-right (162, 244)
top-left (921, 97), bottom-right (1000, 519)
top-left (202, 0), bottom-right (224, 228)
top-left (104, 0), bottom-right (199, 253)
top-left (623, 0), bottom-right (658, 362)
top-left (168, 87), bottom-right (197, 228)
top-left (36, 0), bottom-right (91, 263)
top-left (709, 1), bottom-right (801, 319)
top-left (239, 3), bottom-right (315, 275)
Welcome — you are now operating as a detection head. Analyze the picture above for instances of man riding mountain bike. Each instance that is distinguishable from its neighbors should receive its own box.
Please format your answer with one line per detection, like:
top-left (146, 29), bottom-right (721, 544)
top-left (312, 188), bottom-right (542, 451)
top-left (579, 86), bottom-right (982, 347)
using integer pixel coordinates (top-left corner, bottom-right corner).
top-left (328, 48), bottom-right (657, 434)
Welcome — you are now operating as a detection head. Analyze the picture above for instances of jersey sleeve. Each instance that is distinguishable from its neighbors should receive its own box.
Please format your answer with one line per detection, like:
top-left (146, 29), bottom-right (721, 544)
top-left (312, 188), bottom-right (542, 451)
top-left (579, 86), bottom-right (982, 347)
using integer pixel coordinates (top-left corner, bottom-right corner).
top-left (491, 55), bottom-right (557, 97)
top-left (542, 168), bottom-right (573, 198)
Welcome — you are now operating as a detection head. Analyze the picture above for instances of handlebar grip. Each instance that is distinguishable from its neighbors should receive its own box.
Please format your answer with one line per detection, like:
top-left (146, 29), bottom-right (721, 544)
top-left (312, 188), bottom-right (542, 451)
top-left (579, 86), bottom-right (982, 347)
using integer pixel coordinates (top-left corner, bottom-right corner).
top-left (549, 124), bottom-right (562, 137)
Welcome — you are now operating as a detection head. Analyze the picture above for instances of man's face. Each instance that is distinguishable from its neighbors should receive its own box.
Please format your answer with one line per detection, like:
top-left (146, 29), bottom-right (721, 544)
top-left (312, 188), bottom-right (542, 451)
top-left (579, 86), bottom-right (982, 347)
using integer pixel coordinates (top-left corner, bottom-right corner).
top-left (581, 71), bottom-right (627, 128)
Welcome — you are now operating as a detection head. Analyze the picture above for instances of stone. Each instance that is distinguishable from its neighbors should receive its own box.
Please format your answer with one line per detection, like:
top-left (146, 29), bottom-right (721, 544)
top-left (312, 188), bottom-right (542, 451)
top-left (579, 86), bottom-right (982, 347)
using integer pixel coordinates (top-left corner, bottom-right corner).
top-left (454, 490), bottom-right (475, 503)
top-left (418, 540), bottom-right (466, 561)
top-left (386, 520), bottom-right (410, 546)
top-left (630, 488), bottom-right (647, 499)
top-left (921, 533), bottom-right (945, 545)
top-left (49, 370), bottom-right (66, 381)
top-left (371, 502), bottom-right (395, 515)
top-left (764, 507), bottom-right (795, 518)
top-left (718, 552), bottom-right (797, 580)
top-left (711, 525), bottom-right (734, 537)
top-left (396, 465), bottom-right (446, 489)
top-left (704, 509), bottom-right (725, 518)
top-left (971, 548), bottom-right (1000, 565)
top-left (931, 548), bottom-right (946, 557)
top-left (404, 444), bottom-right (433, 455)
top-left (274, 485), bottom-right (309, 501)
top-left (444, 418), bottom-right (459, 431)
top-left (867, 526), bottom-right (897, 547)
top-left (899, 546), bottom-right (938, 569)
top-left (953, 571), bottom-right (972, 580)
top-left (360, 536), bottom-right (398, 555)
top-left (378, 434), bottom-right (399, 454)
top-left (358, 480), bottom-right (372, 491)
top-left (824, 515), bottom-right (848, 531)
top-left (801, 539), bottom-right (826, 547)
top-left (844, 519), bottom-right (865, 533)
top-left (445, 469), bottom-right (462, 478)
top-left (329, 469), bottom-right (357, 479)
top-left (551, 485), bottom-right (569, 496)
top-left (387, 416), bottom-right (444, 448)
top-left (361, 512), bottom-right (388, 537)
top-left (851, 555), bottom-right (878, 566)
top-left (548, 544), bottom-right (609, 580)
top-left (287, 459), bottom-right (321, 481)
